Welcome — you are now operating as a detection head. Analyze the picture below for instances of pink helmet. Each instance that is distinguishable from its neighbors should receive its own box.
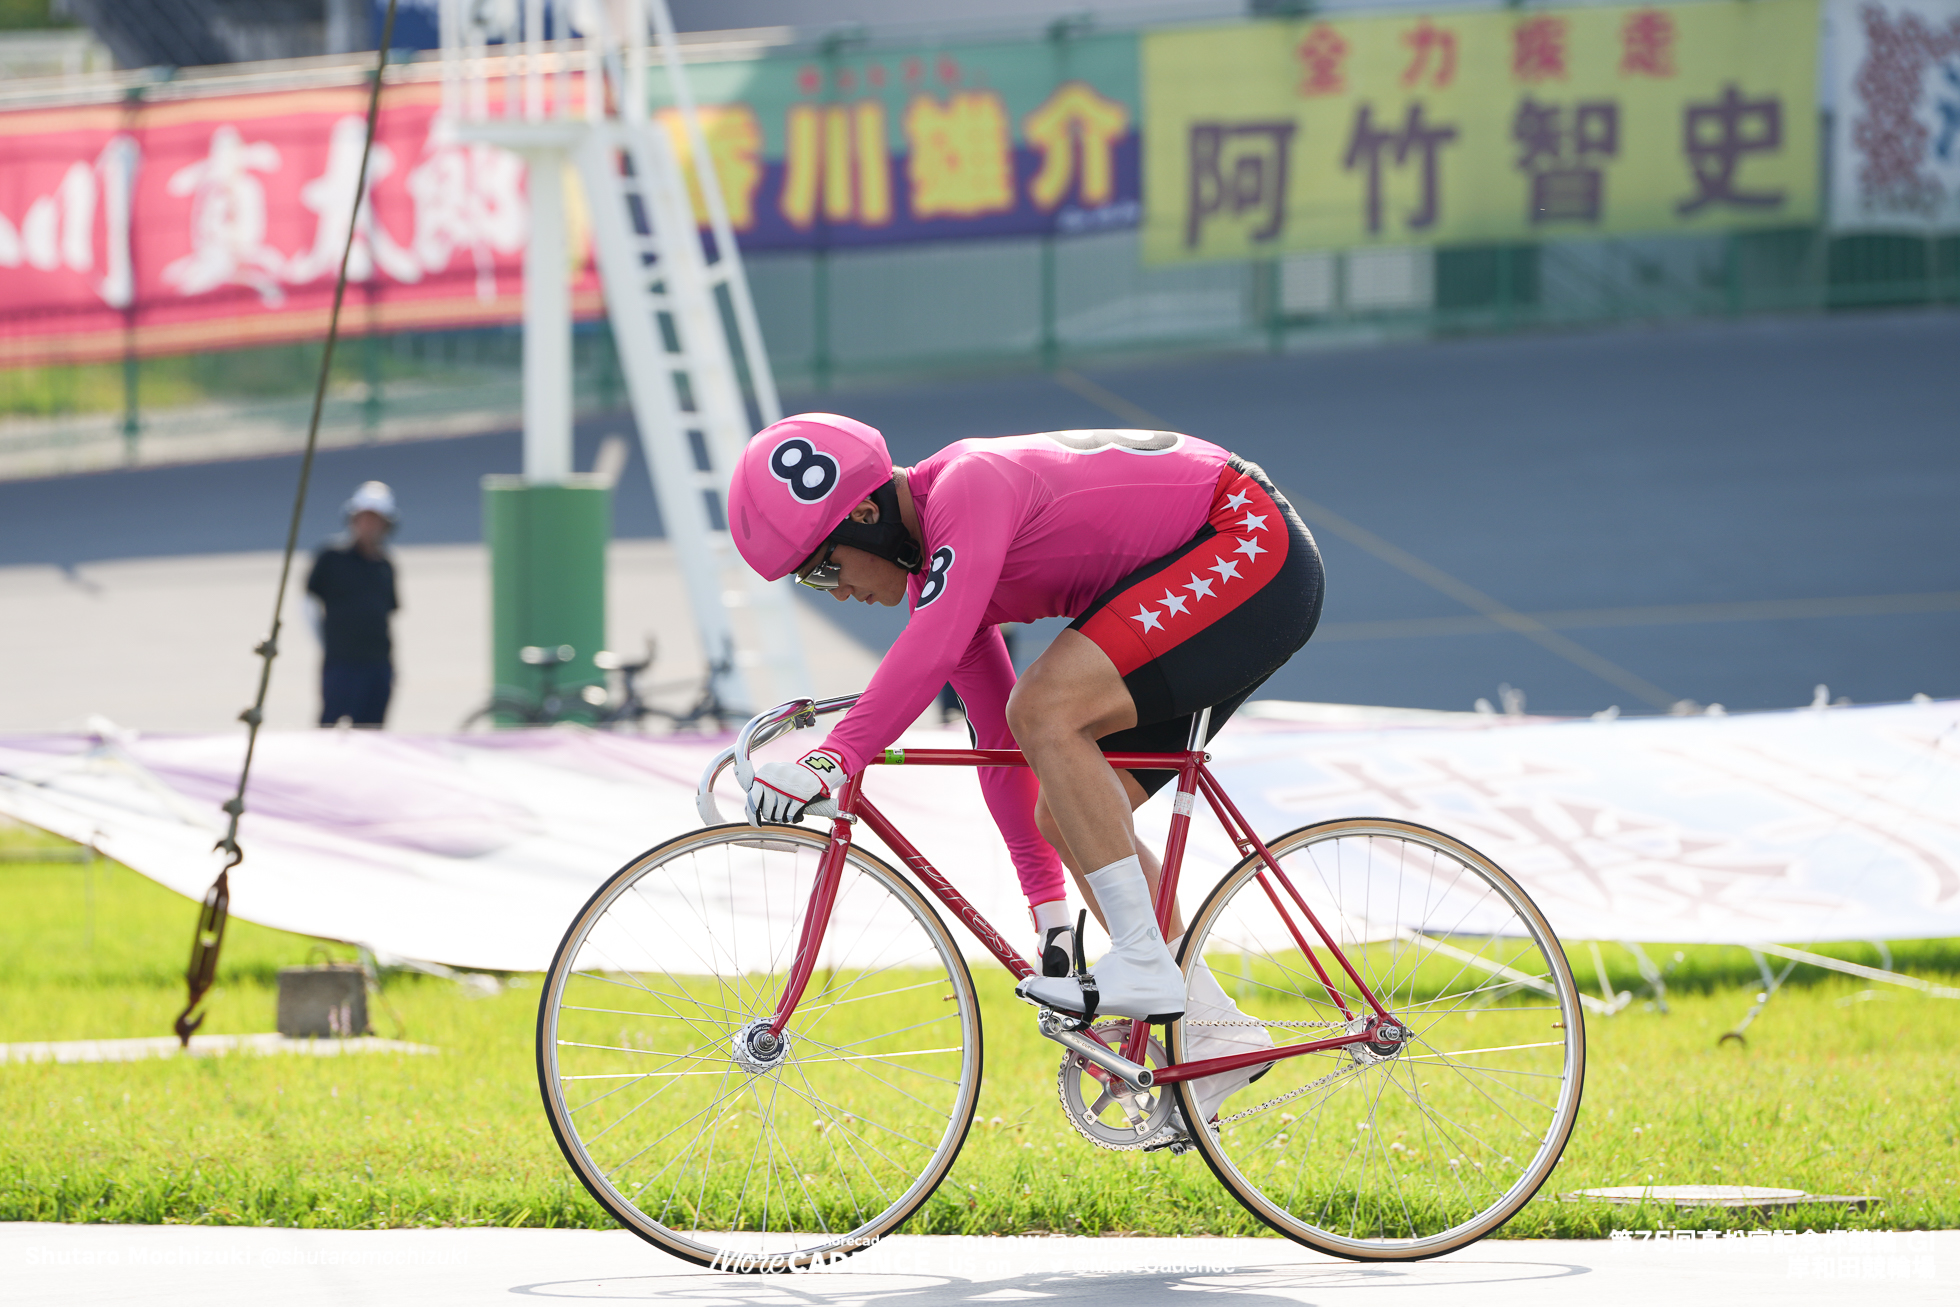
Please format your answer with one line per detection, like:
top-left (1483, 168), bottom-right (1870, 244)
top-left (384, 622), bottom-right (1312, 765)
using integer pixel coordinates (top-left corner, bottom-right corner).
top-left (728, 413), bottom-right (894, 580)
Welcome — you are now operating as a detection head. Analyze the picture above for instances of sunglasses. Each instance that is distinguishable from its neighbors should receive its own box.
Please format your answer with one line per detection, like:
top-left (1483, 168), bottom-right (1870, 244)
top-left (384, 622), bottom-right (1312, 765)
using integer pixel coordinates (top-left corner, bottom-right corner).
top-left (795, 542), bottom-right (843, 590)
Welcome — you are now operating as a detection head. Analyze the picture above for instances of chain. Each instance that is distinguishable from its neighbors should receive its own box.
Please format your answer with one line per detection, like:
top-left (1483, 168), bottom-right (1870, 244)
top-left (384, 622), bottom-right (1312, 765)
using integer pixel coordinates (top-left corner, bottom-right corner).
top-left (171, 0), bottom-right (402, 1049)
top-left (1213, 1061), bottom-right (1368, 1127)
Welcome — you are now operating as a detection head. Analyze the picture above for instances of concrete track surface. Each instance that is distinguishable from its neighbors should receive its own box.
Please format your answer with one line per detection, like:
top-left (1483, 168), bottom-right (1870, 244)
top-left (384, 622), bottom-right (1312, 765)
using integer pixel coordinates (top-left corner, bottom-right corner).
top-left (0, 541), bottom-right (879, 733)
top-left (3, 1225), bottom-right (1952, 1306)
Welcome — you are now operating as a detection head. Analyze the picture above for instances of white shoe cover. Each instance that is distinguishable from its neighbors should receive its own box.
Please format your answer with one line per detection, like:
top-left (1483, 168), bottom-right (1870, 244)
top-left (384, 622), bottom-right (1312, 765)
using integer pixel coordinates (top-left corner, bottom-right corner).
top-left (1015, 857), bottom-right (1186, 1022)
top-left (1173, 937), bottom-right (1276, 1126)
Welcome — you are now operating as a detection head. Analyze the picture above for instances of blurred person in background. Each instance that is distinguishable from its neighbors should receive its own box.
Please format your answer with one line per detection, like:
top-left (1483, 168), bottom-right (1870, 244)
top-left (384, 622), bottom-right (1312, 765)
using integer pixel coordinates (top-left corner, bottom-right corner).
top-left (307, 481), bottom-right (399, 728)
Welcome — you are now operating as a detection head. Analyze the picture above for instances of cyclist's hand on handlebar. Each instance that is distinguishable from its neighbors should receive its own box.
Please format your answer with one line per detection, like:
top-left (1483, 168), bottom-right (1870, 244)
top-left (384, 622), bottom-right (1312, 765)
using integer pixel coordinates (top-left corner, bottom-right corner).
top-left (749, 748), bottom-right (845, 824)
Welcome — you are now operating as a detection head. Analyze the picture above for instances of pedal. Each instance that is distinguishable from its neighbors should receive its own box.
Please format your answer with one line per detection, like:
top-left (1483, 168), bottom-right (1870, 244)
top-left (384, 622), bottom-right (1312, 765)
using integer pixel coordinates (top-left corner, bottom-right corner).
top-left (1049, 1006), bottom-right (1094, 1034)
top-left (1141, 1106), bottom-right (1208, 1156)
top-left (1013, 982), bottom-right (1091, 1029)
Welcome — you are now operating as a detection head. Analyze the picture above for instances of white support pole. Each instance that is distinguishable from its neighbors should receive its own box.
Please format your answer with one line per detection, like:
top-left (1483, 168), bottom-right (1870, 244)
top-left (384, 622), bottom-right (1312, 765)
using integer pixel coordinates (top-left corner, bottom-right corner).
top-left (522, 149), bottom-right (573, 484)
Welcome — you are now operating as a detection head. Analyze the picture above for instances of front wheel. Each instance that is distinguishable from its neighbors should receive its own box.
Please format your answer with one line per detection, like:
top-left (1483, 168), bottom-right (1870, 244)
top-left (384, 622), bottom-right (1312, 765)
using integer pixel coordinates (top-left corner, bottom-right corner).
top-left (1170, 818), bottom-right (1585, 1260)
top-left (537, 824), bottom-right (983, 1271)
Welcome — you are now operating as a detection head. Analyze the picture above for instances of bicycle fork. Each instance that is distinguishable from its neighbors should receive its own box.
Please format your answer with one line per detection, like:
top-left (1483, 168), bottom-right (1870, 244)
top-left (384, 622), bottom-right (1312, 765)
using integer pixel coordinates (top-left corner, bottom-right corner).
top-left (766, 776), bottom-right (863, 1039)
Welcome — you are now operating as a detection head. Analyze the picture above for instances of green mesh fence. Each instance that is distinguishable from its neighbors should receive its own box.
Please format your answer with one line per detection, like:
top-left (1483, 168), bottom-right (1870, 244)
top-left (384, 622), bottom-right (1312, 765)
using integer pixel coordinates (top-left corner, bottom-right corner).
top-left (2, 225), bottom-right (1955, 475)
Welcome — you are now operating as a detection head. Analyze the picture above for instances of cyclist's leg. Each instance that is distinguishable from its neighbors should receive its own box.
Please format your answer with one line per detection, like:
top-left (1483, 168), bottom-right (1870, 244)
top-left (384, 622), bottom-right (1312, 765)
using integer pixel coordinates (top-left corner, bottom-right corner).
top-left (1013, 456), bottom-right (1322, 1023)
top-left (1036, 659), bottom-right (1277, 953)
top-left (1030, 766), bottom-right (1174, 977)
top-left (1008, 632), bottom-right (1186, 1021)
top-left (1031, 770), bottom-right (1181, 939)
top-left (1007, 629), bottom-right (1140, 874)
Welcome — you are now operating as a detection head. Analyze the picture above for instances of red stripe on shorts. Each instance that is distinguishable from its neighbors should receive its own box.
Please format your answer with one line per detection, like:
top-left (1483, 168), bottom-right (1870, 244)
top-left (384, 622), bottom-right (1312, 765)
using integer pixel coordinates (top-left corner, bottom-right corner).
top-left (1077, 464), bottom-right (1291, 678)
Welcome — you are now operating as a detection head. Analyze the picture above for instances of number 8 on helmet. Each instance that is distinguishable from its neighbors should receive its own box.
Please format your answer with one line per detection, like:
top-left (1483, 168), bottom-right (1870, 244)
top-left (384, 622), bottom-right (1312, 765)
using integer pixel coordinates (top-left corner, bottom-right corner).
top-left (727, 413), bottom-right (922, 583)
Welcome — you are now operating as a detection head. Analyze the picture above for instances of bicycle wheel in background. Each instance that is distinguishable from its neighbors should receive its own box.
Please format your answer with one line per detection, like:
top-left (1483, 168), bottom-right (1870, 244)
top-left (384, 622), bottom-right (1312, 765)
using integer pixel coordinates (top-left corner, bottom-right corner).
top-left (459, 696), bottom-right (539, 731)
top-left (1171, 818), bottom-right (1585, 1260)
top-left (538, 825), bottom-right (982, 1271)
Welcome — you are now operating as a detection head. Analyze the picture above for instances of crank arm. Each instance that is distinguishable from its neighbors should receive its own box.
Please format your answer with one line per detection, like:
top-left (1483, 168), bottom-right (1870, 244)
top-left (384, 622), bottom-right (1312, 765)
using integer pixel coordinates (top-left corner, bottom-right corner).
top-left (1037, 1009), bottom-right (1154, 1091)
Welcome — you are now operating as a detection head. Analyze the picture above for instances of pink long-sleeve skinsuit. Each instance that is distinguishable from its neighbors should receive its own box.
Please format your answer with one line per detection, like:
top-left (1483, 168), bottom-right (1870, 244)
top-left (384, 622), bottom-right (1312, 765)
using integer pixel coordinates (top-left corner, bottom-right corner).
top-left (820, 430), bottom-right (1236, 908)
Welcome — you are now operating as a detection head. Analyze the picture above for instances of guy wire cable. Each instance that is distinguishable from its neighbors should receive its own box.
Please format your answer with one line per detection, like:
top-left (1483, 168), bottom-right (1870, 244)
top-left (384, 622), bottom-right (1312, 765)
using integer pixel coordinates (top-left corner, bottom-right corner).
top-left (173, 0), bottom-right (403, 1047)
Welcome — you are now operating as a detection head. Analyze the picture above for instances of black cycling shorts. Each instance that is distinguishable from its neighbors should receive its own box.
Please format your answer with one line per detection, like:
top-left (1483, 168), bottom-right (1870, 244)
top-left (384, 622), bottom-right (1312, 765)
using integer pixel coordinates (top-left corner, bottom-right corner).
top-left (1071, 455), bottom-right (1323, 795)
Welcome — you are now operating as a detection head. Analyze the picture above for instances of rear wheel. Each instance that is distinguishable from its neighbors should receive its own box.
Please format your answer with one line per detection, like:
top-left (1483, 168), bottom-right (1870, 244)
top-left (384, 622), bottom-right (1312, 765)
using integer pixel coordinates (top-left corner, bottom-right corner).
top-left (538, 824), bottom-right (982, 1271)
top-left (1170, 818), bottom-right (1585, 1260)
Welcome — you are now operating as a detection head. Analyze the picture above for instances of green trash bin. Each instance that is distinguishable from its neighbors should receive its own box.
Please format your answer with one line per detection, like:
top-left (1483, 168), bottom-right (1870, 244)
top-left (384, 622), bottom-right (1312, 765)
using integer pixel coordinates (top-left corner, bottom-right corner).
top-left (482, 475), bottom-right (610, 725)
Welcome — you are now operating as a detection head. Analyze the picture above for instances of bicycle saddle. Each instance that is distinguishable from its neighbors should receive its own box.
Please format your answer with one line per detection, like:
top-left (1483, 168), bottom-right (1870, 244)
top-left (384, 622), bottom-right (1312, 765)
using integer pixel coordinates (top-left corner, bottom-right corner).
top-left (520, 644), bottom-right (576, 667)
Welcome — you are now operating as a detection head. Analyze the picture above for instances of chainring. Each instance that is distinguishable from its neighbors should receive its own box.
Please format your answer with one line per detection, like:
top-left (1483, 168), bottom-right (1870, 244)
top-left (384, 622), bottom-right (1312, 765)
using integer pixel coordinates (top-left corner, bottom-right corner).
top-left (1054, 1020), bottom-right (1179, 1151)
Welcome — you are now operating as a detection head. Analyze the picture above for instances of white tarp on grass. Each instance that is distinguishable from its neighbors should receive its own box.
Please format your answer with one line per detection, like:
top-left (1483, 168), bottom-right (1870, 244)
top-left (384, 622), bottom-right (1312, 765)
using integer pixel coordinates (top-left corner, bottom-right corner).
top-left (0, 700), bottom-right (1955, 971)
top-left (1190, 700), bottom-right (1960, 947)
top-left (0, 724), bottom-right (1029, 972)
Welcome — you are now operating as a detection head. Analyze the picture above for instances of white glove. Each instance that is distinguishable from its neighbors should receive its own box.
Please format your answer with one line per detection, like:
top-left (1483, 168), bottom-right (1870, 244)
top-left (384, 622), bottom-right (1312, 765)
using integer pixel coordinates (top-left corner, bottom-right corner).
top-left (748, 748), bottom-right (845, 824)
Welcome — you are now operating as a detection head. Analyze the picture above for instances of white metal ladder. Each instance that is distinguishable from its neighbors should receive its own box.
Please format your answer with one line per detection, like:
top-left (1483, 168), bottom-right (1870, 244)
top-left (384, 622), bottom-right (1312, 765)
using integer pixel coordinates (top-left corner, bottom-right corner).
top-left (442, 0), bottom-right (810, 710)
top-left (575, 121), bottom-right (808, 711)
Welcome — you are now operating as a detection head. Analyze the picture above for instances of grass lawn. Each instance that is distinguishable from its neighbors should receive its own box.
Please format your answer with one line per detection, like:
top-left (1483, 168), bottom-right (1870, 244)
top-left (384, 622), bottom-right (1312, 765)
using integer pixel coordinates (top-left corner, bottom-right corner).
top-left (2, 826), bottom-right (1956, 1237)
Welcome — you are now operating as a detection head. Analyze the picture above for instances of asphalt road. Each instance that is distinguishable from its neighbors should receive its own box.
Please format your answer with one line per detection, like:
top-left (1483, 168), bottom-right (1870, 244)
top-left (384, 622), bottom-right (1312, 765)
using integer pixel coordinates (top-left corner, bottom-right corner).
top-left (3, 309), bottom-right (1954, 716)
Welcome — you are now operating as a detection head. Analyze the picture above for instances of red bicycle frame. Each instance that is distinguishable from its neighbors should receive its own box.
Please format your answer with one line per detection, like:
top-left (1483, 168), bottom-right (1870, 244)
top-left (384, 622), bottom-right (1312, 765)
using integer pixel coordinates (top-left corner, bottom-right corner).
top-left (766, 745), bottom-right (1399, 1084)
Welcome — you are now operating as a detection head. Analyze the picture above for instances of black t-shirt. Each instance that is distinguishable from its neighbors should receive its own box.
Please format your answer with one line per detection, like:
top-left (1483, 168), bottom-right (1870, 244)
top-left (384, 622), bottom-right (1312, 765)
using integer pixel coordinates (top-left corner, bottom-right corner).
top-left (306, 541), bottom-right (398, 665)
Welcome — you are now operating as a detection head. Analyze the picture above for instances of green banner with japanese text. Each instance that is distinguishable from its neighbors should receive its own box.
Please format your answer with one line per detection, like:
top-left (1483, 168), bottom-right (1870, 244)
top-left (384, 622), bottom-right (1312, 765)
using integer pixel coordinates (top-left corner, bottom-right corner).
top-left (1142, 0), bottom-right (1819, 263)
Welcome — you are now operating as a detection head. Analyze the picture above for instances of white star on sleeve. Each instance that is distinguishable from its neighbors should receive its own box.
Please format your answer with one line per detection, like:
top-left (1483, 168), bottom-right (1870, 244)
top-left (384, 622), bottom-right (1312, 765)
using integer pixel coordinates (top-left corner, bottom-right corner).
top-left (1159, 588), bottom-right (1189, 616)
top-left (1223, 490), bottom-right (1252, 510)
top-left (1234, 537), bottom-right (1267, 561)
top-left (1130, 605), bottom-right (1164, 632)
top-left (1184, 573), bottom-right (1215, 600)
top-left (1209, 556), bottom-right (1241, 582)
top-left (1238, 511), bottom-right (1268, 532)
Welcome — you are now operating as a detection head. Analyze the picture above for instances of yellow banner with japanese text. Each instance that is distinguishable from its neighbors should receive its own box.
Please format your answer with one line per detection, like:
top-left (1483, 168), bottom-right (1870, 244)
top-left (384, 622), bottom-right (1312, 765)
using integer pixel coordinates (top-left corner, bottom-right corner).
top-left (1143, 0), bottom-right (1819, 263)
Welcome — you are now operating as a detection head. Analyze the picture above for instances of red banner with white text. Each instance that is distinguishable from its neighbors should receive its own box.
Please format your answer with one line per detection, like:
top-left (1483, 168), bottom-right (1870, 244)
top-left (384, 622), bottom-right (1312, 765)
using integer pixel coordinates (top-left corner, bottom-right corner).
top-left (0, 81), bottom-right (597, 368)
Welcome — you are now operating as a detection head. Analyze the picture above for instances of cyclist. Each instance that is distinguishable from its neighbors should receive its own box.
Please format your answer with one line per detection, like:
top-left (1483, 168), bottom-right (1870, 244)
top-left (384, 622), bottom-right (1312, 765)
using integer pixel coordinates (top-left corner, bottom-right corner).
top-left (729, 414), bottom-right (1323, 1118)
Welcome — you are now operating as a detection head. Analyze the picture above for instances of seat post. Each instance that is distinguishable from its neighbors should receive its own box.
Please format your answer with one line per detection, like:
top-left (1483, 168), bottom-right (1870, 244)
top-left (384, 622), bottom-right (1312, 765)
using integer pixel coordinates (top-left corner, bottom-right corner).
top-left (1185, 705), bottom-right (1212, 752)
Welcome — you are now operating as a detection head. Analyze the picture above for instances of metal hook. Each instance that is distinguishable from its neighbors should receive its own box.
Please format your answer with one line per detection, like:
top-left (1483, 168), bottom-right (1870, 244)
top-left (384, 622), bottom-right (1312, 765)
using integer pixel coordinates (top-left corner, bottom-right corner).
top-left (171, 868), bottom-right (232, 1047)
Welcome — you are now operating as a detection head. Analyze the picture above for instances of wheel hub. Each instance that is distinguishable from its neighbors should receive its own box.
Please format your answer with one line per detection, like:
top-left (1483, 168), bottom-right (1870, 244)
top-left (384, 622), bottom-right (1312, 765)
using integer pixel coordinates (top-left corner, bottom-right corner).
top-left (1345, 1015), bottom-right (1408, 1065)
top-left (732, 1018), bottom-right (791, 1074)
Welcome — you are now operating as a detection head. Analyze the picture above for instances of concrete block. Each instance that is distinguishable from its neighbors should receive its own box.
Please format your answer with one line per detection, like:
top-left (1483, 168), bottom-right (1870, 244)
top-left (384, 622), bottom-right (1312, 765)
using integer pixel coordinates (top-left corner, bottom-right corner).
top-left (277, 964), bottom-right (370, 1038)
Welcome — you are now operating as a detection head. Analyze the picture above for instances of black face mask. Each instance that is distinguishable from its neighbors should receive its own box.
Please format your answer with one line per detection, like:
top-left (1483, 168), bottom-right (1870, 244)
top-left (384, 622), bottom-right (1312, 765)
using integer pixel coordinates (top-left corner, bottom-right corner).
top-left (825, 480), bottom-right (923, 573)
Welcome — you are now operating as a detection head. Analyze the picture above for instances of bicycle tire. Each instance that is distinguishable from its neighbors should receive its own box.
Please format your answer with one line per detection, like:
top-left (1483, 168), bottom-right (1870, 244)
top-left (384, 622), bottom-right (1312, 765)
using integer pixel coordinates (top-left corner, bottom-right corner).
top-left (1169, 818), bottom-right (1585, 1260)
top-left (537, 823), bottom-right (983, 1272)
